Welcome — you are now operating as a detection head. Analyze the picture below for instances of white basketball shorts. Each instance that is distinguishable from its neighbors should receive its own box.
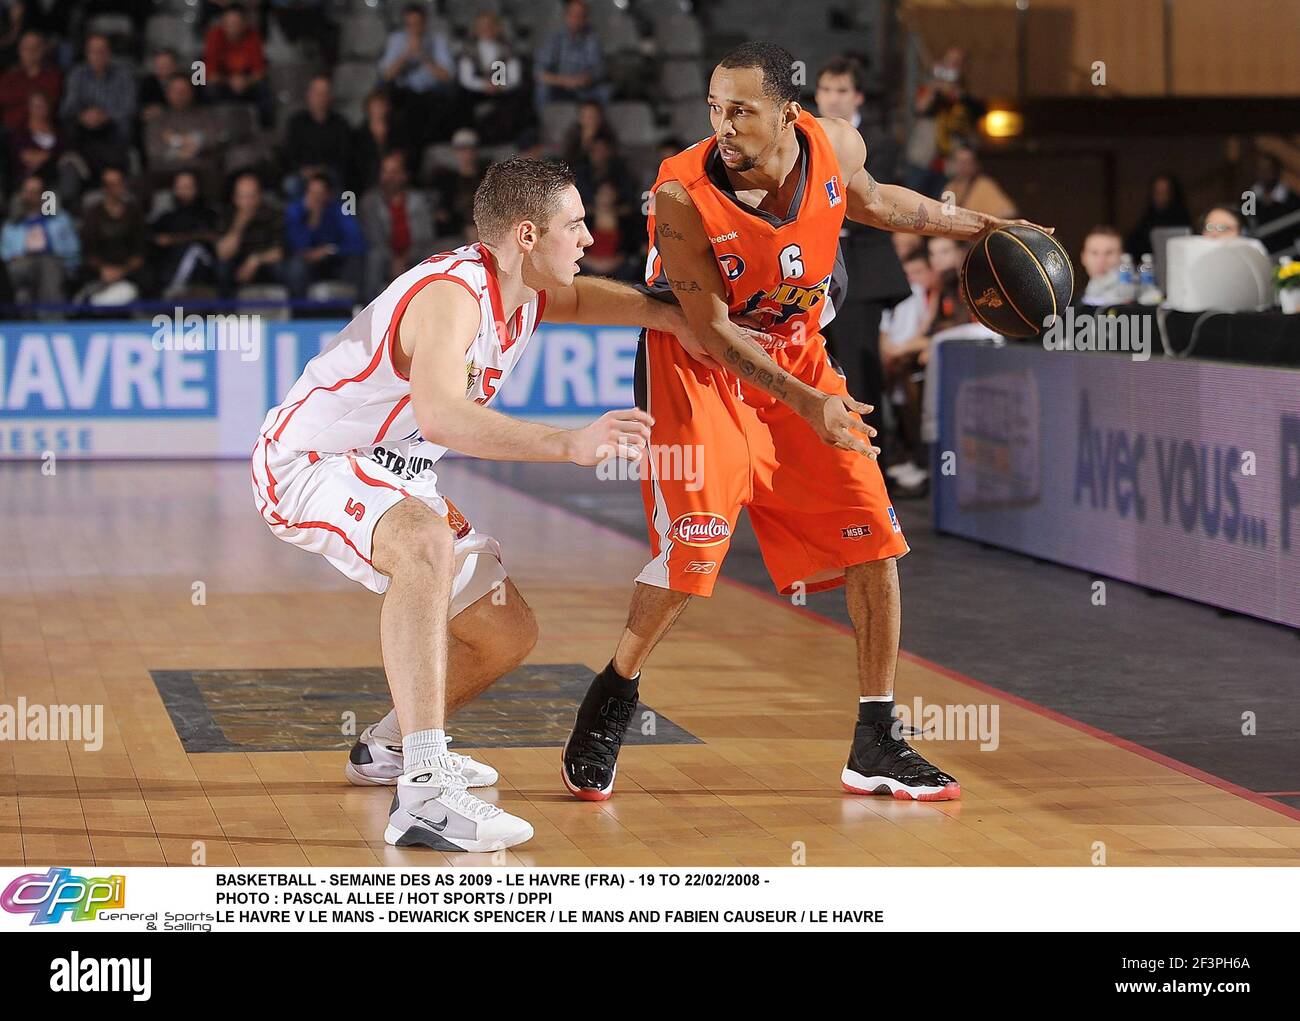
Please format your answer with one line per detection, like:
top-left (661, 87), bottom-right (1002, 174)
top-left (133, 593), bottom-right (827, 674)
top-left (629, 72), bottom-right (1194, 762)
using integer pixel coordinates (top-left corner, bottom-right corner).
top-left (251, 438), bottom-right (506, 615)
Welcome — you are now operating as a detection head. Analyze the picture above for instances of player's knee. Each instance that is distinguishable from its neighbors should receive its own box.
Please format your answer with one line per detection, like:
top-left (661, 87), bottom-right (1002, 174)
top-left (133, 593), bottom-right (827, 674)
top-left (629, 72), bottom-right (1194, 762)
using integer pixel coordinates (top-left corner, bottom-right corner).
top-left (391, 519), bottom-right (453, 576)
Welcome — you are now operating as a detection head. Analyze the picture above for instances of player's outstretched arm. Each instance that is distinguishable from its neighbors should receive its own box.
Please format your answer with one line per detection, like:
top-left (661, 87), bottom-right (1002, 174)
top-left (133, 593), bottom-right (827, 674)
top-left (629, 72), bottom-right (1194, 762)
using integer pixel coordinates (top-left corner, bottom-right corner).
top-left (820, 117), bottom-right (1050, 241)
top-left (404, 281), bottom-right (651, 465)
top-left (652, 180), bottom-right (878, 457)
top-left (542, 274), bottom-right (681, 331)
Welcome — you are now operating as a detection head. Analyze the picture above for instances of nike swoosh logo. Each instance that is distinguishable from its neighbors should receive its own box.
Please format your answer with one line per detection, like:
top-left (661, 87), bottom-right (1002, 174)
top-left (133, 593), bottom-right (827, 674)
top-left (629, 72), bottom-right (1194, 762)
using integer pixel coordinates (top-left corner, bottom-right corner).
top-left (411, 812), bottom-right (449, 832)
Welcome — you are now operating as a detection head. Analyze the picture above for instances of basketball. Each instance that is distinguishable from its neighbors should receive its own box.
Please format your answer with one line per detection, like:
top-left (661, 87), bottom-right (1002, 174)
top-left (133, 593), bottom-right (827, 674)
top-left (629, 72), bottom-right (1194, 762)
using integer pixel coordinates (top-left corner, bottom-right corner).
top-left (960, 224), bottom-right (1075, 337)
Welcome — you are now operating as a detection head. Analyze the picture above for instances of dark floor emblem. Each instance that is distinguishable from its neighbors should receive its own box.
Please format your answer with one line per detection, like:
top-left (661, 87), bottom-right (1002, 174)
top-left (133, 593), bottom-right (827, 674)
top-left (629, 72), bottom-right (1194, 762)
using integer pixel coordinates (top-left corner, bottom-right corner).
top-left (150, 664), bottom-right (700, 753)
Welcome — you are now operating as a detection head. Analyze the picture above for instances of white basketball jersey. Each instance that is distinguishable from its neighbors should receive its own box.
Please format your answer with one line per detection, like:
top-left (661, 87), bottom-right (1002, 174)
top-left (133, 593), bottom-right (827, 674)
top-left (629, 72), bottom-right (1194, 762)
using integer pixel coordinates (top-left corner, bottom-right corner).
top-left (259, 242), bottom-right (546, 460)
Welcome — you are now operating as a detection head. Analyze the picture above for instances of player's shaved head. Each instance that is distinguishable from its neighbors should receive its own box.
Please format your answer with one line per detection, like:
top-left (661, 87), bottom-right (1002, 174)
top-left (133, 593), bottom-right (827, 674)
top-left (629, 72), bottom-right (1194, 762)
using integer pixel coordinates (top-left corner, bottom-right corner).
top-left (473, 158), bottom-right (576, 245)
top-left (716, 41), bottom-right (801, 106)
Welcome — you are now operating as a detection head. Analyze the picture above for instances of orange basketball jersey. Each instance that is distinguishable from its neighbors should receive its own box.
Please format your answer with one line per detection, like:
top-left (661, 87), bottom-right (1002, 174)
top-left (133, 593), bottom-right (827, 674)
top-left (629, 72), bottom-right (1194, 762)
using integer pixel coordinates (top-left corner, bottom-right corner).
top-left (644, 110), bottom-right (847, 356)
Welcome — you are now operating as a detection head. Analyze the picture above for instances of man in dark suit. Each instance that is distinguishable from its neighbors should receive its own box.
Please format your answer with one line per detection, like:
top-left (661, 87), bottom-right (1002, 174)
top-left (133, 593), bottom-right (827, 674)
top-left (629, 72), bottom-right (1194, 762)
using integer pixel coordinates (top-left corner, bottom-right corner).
top-left (815, 57), bottom-right (912, 471)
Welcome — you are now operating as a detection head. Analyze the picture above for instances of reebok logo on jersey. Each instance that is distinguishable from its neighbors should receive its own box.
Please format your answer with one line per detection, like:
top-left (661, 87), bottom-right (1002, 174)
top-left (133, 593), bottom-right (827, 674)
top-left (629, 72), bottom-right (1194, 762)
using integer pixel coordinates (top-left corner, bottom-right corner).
top-left (669, 512), bottom-right (731, 547)
top-left (685, 561), bottom-right (717, 574)
top-left (709, 231), bottom-right (740, 243)
top-left (841, 524), bottom-right (872, 540)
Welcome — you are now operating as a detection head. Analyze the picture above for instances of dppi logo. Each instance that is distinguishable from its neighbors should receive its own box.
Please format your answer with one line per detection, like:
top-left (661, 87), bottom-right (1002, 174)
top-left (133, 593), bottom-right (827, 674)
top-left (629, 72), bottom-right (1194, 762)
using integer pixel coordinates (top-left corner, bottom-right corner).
top-left (718, 254), bottom-right (746, 280)
top-left (1, 867), bottom-right (125, 924)
top-left (736, 274), bottom-right (831, 329)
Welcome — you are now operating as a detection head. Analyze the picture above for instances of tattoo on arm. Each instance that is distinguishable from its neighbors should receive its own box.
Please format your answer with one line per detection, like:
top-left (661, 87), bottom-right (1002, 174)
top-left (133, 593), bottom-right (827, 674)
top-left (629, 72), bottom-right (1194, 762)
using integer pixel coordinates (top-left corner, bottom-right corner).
top-left (668, 276), bottom-right (701, 293)
top-left (865, 172), bottom-right (878, 202)
top-left (723, 346), bottom-right (789, 399)
top-left (912, 203), bottom-right (928, 231)
top-left (656, 222), bottom-right (687, 242)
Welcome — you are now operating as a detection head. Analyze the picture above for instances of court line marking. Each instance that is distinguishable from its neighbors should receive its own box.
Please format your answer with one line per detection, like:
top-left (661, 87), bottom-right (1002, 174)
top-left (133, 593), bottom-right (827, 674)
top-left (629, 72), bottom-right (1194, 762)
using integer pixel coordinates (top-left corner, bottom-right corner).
top-left (453, 462), bottom-right (1300, 826)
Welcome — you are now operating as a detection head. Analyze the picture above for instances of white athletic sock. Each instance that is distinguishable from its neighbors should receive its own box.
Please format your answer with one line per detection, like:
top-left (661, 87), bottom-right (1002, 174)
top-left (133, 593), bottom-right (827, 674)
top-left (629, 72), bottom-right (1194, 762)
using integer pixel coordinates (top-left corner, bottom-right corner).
top-left (372, 708), bottom-right (401, 743)
top-left (860, 694), bottom-right (894, 702)
top-left (402, 729), bottom-right (448, 772)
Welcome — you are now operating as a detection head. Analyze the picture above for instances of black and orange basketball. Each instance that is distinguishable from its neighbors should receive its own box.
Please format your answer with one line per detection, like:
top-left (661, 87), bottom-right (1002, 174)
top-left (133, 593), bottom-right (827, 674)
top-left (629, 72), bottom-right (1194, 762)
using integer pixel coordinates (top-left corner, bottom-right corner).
top-left (960, 225), bottom-right (1074, 337)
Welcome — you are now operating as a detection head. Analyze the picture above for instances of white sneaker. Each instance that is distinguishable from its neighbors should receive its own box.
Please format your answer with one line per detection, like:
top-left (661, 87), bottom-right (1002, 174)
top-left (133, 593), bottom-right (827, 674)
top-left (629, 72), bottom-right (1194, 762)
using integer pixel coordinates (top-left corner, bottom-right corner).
top-left (345, 726), bottom-right (499, 788)
top-left (890, 462), bottom-right (929, 488)
top-left (384, 761), bottom-right (533, 852)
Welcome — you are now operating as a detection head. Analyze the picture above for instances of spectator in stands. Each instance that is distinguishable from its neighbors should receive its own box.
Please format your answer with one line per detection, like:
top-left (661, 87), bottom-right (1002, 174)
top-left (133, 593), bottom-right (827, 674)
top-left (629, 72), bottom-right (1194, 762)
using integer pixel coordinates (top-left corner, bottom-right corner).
top-left (535, 0), bottom-right (610, 107)
top-left (928, 237), bottom-right (971, 331)
top-left (429, 127), bottom-right (487, 242)
top-left (349, 90), bottom-right (416, 196)
top-left (892, 231), bottom-right (922, 263)
top-left (1201, 204), bottom-right (1242, 239)
top-left (573, 135), bottom-right (634, 208)
top-left (458, 11), bottom-right (530, 145)
top-left (284, 75), bottom-right (352, 196)
top-left (283, 172), bottom-right (364, 300)
top-left (945, 145), bottom-right (1015, 219)
top-left (1, 173), bottom-right (79, 313)
top-left (815, 55), bottom-right (910, 443)
top-left (1078, 225), bottom-right (1127, 306)
top-left (0, 0), bottom-right (24, 65)
top-left (879, 248), bottom-right (935, 494)
top-left (562, 101), bottom-right (615, 167)
top-left (1248, 154), bottom-right (1299, 252)
top-left (904, 46), bottom-right (982, 198)
top-left (360, 150), bottom-right (433, 301)
top-left (203, 3), bottom-right (272, 127)
top-left (75, 165), bottom-right (147, 305)
top-left (580, 180), bottom-right (638, 280)
top-left (139, 49), bottom-right (180, 124)
top-left (60, 33), bottom-right (137, 183)
top-left (269, 0), bottom-right (339, 68)
top-left (0, 31), bottom-right (62, 134)
top-left (150, 169), bottom-right (220, 296)
top-left (11, 91), bottom-right (82, 204)
top-left (215, 170), bottom-right (284, 296)
top-left (144, 75), bottom-right (226, 199)
top-left (379, 3), bottom-right (458, 145)
top-left (1125, 172), bottom-right (1190, 258)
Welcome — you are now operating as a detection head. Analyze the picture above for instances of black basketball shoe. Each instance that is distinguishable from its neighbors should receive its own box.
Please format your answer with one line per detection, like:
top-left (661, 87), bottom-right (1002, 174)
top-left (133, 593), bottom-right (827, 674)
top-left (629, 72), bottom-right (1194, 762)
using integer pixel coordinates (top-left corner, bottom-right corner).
top-left (561, 675), bottom-right (638, 801)
top-left (841, 720), bottom-right (961, 801)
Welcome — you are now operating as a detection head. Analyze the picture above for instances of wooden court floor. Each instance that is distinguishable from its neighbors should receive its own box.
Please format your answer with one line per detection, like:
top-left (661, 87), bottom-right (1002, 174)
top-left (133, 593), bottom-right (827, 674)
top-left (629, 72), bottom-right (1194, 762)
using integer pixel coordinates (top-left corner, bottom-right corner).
top-left (1, 460), bottom-right (1298, 868)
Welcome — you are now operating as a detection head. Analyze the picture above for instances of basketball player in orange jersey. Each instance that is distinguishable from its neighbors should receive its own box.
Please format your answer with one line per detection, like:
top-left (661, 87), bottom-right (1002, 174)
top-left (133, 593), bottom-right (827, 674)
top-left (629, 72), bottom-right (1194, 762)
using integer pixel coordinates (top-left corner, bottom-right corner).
top-left (562, 43), bottom-right (1050, 802)
top-left (254, 159), bottom-right (766, 851)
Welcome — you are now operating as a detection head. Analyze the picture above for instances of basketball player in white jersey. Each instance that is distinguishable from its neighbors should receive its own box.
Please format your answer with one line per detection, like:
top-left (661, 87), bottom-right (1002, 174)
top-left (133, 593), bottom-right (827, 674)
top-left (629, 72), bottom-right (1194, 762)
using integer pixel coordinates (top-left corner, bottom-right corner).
top-left (253, 159), bottom-right (731, 852)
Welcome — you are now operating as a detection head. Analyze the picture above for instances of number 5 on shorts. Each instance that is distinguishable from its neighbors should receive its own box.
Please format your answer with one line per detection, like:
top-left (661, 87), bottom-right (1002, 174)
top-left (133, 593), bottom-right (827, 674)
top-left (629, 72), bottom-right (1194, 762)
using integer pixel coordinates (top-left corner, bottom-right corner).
top-left (345, 498), bottom-right (365, 521)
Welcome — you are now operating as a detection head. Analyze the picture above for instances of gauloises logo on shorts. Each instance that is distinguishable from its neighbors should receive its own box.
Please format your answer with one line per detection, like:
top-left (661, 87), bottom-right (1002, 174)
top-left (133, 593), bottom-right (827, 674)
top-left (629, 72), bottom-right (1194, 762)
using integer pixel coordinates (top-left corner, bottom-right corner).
top-left (669, 512), bottom-right (731, 547)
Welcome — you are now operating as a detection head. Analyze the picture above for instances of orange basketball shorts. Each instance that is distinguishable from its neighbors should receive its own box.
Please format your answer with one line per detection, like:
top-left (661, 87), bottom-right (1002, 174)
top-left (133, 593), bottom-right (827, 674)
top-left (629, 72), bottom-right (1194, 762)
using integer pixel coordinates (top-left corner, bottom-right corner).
top-left (633, 328), bottom-right (909, 597)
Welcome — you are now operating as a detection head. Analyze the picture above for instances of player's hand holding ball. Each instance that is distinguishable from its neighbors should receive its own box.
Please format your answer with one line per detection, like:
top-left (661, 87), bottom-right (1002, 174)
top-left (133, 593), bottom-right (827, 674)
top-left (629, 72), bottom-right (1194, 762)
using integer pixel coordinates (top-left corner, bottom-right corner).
top-left (568, 408), bottom-right (654, 467)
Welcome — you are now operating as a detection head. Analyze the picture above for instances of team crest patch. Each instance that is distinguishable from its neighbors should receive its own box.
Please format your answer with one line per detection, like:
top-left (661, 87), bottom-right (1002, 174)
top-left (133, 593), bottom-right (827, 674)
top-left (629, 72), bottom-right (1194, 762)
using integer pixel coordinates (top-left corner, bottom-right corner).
top-left (841, 524), bottom-right (871, 540)
top-left (718, 253), bottom-right (746, 280)
top-left (825, 175), bottom-right (842, 207)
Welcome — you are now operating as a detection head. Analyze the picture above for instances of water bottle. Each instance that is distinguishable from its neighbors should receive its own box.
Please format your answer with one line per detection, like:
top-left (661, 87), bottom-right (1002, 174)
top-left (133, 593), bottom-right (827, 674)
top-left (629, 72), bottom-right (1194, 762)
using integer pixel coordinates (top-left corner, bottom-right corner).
top-left (1138, 253), bottom-right (1161, 305)
top-left (1117, 253), bottom-right (1137, 303)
